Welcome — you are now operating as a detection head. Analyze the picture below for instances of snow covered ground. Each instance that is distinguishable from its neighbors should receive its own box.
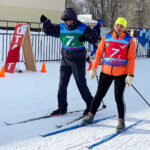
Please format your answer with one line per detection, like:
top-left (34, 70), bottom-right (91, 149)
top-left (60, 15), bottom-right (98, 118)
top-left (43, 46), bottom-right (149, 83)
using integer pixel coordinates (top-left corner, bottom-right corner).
top-left (0, 59), bottom-right (150, 150)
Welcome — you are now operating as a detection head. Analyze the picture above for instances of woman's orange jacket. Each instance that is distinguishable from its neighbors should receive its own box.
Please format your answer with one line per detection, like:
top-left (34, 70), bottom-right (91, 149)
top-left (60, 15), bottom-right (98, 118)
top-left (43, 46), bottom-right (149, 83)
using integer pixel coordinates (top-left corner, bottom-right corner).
top-left (92, 31), bottom-right (136, 76)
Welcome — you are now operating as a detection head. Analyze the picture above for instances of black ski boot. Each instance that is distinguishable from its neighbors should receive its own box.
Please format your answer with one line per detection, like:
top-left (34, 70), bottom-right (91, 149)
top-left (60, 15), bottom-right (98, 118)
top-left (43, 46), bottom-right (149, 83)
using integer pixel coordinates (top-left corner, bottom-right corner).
top-left (50, 108), bottom-right (67, 116)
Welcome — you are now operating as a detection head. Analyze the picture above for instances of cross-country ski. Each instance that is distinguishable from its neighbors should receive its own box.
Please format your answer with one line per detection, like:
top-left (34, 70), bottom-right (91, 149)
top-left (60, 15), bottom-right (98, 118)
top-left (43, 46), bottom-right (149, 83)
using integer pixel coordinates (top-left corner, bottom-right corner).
top-left (41, 115), bottom-right (116, 137)
top-left (87, 120), bottom-right (142, 149)
top-left (55, 107), bottom-right (105, 128)
top-left (3, 109), bottom-right (85, 126)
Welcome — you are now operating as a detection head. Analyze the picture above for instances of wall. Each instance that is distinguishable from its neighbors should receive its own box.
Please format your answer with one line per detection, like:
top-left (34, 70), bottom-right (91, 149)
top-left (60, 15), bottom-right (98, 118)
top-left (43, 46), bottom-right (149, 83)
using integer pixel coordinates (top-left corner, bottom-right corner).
top-left (0, 0), bottom-right (65, 23)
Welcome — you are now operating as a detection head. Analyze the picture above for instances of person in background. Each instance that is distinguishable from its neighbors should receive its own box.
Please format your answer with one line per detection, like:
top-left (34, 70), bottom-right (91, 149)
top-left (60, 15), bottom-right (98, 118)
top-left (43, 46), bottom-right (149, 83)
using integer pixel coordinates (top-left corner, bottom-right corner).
top-left (40, 8), bottom-right (101, 116)
top-left (89, 19), bottom-right (103, 58)
top-left (81, 17), bottom-right (136, 132)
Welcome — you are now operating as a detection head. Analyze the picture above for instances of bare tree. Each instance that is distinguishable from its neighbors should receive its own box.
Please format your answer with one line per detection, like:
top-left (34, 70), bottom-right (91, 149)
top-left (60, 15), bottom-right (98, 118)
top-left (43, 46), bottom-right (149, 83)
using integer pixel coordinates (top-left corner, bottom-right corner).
top-left (83, 0), bottom-right (119, 27)
top-left (65, 0), bottom-right (85, 14)
top-left (109, 0), bottom-right (119, 28)
top-left (85, 0), bottom-right (108, 26)
top-left (137, 0), bottom-right (143, 27)
top-left (65, 0), bottom-right (119, 27)
top-left (65, 0), bottom-right (147, 28)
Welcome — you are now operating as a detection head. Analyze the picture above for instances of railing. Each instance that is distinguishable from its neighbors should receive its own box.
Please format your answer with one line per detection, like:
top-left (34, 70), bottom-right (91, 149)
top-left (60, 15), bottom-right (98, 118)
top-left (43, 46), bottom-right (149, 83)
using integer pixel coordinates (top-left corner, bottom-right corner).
top-left (31, 34), bottom-right (62, 62)
top-left (0, 31), bottom-right (149, 63)
top-left (0, 20), bottom-right (41, 32)
top-left (0, 32), bottom-right (63, 62)
top-left (0, 20), bottom-right (149, 63)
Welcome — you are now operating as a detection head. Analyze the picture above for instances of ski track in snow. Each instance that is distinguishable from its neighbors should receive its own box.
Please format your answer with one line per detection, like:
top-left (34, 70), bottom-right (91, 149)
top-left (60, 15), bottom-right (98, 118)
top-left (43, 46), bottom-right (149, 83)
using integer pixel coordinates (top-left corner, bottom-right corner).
top-left (0, 59), bottom-right (150, 150)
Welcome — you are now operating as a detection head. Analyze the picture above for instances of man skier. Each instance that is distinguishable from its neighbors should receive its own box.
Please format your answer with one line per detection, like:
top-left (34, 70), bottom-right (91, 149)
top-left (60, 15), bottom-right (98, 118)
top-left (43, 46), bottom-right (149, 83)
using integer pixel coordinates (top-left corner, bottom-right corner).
top-left (40, 8), bottom-right (101, 116)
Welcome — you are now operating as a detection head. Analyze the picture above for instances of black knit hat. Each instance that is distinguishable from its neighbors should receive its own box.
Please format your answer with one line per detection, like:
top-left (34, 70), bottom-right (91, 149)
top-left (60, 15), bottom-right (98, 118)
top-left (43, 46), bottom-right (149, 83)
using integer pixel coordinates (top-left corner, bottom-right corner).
top-left (61, 8), bottom-right (77, 21)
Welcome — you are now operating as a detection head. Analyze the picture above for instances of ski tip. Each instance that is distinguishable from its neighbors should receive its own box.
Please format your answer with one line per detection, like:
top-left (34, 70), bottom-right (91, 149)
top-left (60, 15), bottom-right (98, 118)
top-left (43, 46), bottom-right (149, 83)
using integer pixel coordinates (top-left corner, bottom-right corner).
top-left (85, 145), bottom-right (91, 149)
top-left (39, 134), bottom-right (44, 137)
top-left (55, 125), bottom-right (62, 128)
top-left (3, 122), bottom-right (11, 126)
top-left (40, 134), bottom-right (49, 138)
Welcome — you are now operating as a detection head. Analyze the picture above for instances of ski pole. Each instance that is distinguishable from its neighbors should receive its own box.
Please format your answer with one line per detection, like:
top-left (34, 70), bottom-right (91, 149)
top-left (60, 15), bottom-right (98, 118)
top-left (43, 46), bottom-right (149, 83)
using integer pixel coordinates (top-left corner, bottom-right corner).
top-left (131, 84), bottom-right (150, 107)
top-left (83, 43), bottom-right (92, 70)
top-left (96, 74), bottom-right (106, 109)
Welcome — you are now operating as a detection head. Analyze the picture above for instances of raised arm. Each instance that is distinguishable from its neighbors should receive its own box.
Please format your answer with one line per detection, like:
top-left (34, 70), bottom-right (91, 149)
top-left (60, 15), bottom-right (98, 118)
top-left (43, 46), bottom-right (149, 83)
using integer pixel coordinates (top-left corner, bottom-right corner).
top-left (40, 14), bottom-right (60, 38)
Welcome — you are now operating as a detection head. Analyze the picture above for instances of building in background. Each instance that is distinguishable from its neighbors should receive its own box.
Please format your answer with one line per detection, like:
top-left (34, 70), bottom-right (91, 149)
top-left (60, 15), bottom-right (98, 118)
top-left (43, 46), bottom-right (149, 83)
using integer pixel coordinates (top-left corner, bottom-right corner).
top-left (78, 14), bottom-right (97, 26)
top-left (0, 0), bottom-right (65, 29)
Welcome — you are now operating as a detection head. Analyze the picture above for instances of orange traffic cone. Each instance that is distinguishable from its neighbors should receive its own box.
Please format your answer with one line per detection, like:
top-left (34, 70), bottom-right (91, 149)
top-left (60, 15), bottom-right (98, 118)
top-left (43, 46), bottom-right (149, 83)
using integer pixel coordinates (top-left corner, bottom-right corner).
top-left (0, 66), bottom-right (5, 77)
top-left (40, 62), bottom-right (46, 73)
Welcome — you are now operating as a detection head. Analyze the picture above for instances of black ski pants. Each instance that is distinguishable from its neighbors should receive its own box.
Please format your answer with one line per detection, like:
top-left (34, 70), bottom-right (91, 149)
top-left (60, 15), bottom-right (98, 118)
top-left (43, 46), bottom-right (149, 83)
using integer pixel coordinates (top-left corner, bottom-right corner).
top-left (57, 58), bottom-right (93, 111)
top-left (90, 72), bottom-right (127, 119)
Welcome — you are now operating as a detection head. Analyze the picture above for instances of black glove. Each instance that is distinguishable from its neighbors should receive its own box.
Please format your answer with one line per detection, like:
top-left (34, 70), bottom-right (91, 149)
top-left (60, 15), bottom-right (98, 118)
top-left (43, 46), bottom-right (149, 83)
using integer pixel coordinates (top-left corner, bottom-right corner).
top-left (78, 35), bottom-right (86, 42)
top-left (86, 56), bottom-right (90, 63)
top-left (40, 14), bottom-right (48, 23)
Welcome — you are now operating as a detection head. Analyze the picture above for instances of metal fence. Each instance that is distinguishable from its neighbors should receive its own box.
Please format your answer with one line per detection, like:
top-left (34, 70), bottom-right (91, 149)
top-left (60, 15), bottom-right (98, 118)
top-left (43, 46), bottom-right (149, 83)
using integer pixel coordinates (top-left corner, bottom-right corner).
top-left (0, 20), bottom-right (64, 62)
top-left (31, 34), bottom-right (62, 62)
top-left (0, 20), bottom-right (41, 32)
top-left (0, 20), bottom-right (150, 62)
top-left (0, 32), bottom-right (63, 62)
